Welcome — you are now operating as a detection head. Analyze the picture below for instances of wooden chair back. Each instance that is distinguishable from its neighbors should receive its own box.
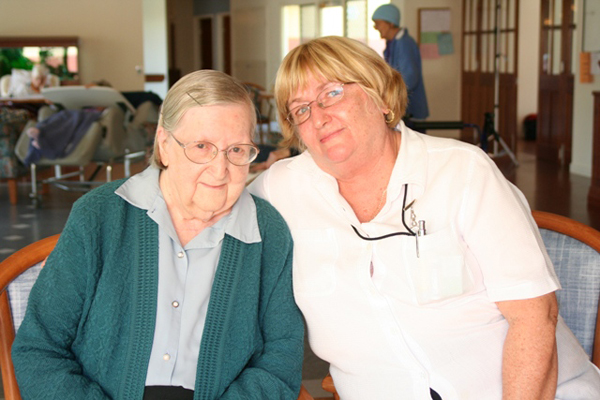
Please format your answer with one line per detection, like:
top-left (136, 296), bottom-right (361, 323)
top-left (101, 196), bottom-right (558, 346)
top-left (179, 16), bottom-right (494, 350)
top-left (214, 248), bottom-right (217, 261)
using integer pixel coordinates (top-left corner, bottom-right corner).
top-left (0, 234), bottom-right (59, 400)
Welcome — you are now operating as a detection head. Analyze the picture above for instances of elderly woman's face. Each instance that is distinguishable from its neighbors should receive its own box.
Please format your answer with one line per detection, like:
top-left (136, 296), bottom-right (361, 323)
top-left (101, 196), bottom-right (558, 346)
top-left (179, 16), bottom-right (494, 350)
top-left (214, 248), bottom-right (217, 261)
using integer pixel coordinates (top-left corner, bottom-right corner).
top-left (373, 20), bottom-right (395, 40)
top-left (158, 103), bottom-right (253, 220)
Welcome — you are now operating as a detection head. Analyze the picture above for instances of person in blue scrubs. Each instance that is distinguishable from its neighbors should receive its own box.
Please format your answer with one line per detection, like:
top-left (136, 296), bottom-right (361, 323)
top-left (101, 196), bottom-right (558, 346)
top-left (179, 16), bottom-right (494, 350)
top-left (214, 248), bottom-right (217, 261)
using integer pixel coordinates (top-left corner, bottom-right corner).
top-left (372, 4), bottom-right (429, 120)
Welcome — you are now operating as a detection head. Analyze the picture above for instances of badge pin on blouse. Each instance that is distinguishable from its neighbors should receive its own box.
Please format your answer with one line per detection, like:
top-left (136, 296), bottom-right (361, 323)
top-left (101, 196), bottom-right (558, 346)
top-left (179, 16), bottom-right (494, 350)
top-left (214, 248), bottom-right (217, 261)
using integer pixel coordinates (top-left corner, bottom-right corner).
top-left (404, 200), bottom-right (418, 257)
top-left (404, 200), bottom-right (426, 258)
top-left (417, 220), bottom-right (426, 256)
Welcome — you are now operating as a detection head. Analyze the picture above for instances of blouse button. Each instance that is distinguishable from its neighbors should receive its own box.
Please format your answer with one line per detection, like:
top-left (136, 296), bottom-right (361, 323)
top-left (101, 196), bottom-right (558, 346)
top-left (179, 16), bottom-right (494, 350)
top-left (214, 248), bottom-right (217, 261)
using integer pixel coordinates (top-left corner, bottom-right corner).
top-left (177, 251), bottom-right (184, 258)
top-left (163, 353), bottom-right (171, 361)
top-left (172, 300), bottom-right (179, 308)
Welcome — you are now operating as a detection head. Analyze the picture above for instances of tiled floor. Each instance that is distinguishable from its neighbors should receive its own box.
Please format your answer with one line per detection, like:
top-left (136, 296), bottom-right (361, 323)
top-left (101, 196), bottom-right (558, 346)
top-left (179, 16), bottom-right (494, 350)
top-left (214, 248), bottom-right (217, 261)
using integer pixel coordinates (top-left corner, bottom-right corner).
top-left (0, 186), bottom-right (78, 260)
top-left (1, 137), bottom-right (598, 399)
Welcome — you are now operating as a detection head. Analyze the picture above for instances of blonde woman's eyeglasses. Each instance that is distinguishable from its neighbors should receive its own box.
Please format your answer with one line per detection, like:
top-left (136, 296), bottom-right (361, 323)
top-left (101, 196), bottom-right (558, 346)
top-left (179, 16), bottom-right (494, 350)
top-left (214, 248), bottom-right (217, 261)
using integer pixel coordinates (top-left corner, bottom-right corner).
top-left (286, 83), bottom-right (347, 126)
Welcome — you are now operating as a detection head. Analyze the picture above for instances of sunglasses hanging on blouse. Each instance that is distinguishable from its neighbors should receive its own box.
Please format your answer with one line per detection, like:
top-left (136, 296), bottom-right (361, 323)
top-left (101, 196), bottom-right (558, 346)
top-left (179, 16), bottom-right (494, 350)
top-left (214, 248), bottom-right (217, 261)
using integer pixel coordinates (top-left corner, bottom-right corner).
top-left (350, 184), bottom-right (426, 257)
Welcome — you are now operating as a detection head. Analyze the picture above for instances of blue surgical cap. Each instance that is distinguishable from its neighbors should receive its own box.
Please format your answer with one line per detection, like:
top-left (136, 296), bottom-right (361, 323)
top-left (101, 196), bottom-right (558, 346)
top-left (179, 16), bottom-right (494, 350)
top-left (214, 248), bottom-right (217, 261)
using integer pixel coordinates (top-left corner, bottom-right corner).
top-left (372, 4), bottom-right (401, 27)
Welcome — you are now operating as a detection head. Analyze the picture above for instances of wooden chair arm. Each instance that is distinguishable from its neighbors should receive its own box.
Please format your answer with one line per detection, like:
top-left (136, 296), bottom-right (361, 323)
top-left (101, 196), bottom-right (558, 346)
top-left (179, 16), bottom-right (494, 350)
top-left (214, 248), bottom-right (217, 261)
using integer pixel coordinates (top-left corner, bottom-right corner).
top-left (297, 384), bottom-right (314, 400)
top-left (321, 374), bottom-right (339, 399)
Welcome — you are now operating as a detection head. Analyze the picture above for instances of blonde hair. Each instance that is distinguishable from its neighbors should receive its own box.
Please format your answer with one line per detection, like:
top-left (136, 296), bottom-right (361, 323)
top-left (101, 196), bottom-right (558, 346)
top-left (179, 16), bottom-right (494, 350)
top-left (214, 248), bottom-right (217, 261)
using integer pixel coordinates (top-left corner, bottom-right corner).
top-left (151, 69), bottom-right (257, 169)
top-left (274, 36), bottom-right (407, 150)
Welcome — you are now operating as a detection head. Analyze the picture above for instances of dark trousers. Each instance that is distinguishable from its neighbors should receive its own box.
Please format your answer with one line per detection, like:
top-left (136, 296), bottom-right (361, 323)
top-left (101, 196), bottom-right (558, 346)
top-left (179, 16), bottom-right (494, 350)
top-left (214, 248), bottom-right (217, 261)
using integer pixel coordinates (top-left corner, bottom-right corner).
top-left (142, 385), bottom-right (439, 400)
top-left (143, 386), bottom-right (194, 400)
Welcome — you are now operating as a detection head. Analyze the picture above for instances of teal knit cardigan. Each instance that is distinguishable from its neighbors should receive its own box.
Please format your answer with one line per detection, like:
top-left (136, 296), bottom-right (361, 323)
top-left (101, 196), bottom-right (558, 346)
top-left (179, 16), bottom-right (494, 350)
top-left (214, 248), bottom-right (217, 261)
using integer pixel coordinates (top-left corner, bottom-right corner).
top-left (12, 180), bottom-right (304, 400)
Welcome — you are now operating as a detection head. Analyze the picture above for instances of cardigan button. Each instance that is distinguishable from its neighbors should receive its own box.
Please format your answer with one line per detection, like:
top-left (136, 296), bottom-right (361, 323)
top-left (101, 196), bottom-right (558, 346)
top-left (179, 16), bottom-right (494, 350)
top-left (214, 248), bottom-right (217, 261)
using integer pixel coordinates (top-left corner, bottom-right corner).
top-left (177, 251), bottom-right (184, 258)
top-left (163, 353), bottom-right (171, 361)
top-left (172, 301), bottom-right (179, 308)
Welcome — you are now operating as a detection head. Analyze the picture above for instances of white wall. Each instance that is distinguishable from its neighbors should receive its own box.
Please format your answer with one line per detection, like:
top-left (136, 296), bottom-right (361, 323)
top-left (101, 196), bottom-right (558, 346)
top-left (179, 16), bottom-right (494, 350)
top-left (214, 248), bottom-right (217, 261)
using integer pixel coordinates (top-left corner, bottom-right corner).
top-left (168, 0), bottom-right (195, 78)
top-left (517, 0), bottom-right (540, 138)
top-left (402, 0), bottom-right (462, 125)
top-left (0, 0), bottom-right (146, 91)
top-left (231, 0), bottom-right (268, 87)
top-left (143, 0), bottom-right (169, 99)
top-left (571, 0), bottom-right (599, 177)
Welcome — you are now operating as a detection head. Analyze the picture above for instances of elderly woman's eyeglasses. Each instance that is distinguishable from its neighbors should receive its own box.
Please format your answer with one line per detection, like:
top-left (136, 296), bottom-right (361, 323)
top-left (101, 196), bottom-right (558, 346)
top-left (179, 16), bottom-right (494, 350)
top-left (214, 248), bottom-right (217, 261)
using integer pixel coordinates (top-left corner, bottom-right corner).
top-left (286, 83), bottom-right (346, 126)
top-left (168, 132), bottom-right (259, 166)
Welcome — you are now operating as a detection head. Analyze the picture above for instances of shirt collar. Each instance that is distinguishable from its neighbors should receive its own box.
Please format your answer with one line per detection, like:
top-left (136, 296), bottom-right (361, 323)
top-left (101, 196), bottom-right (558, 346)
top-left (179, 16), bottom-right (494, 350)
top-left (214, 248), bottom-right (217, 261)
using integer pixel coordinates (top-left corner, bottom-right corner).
top-left (394, 28), bottom-right (406, 41)
top-left (225, 190), bottom-right (262, 244)
top-left (115, 166), bottom-right (261, 245)
top-left (387, 121), bottom-right (428, 200)
top-left (286, 122), bottom-right (428, 204)
top-left (115, 165), bottom-right (161, 210)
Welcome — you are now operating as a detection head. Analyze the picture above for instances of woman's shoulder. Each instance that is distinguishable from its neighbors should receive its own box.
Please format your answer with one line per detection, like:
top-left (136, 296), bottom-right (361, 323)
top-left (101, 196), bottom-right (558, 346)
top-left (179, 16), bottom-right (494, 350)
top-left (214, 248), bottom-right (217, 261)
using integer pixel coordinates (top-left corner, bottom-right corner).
top-left (255, 152), bottom-right (319, 185)
top-left (251, 194), bottom-right (292, 240)
top-left (70, 179), bottom-right (129, 217)
top-left (416, 131), bottom-right (490, 163)
top-left (251, 194), bottom-right (288, 225)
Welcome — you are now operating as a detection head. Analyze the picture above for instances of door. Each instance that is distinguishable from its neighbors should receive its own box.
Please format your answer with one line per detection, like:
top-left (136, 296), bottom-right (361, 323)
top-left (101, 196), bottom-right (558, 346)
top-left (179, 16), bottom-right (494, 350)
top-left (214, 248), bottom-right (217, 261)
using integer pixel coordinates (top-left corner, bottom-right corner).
top-left (537, 0), bottom-right (575, 165)
top-left (198, 17), bottom-right (213, 70)
top-left (461, 0), bottom-right (519, 153)
top-left (168, 22), bottom-right (181, 87)
top-left (223, 15), bottom-right (231, 75)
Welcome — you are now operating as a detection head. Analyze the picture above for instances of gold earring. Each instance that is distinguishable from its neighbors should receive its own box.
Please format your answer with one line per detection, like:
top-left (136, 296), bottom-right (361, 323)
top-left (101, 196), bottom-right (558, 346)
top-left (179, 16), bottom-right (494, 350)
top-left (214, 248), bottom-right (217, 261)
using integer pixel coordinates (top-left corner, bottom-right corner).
top-left (385, 110), bottom-right (395, 124)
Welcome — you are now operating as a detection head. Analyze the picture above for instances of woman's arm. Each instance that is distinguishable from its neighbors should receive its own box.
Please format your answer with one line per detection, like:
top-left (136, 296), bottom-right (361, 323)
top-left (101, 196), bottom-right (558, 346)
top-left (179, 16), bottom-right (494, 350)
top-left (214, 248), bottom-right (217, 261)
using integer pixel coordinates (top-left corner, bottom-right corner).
top-left (496, 293), bottom-right (559, 399)
top-left (12, 209), bottom-right (111, 399)
top-left (392, 39), bottom-right (421, 92)
top-left (220, 246), bottom-right (305, 399)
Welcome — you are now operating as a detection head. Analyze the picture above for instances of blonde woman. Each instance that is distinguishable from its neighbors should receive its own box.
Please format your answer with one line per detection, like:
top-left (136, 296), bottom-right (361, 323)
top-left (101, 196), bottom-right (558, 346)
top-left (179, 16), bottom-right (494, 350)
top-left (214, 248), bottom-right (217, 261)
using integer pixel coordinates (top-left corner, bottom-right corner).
top-left (249, 36), bottom-right (600, 400)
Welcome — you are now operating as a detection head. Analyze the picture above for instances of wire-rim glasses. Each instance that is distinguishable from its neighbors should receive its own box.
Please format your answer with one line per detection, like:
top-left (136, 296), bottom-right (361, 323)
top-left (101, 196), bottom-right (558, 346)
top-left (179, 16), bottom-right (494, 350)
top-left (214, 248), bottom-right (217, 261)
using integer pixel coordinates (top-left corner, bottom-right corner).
top-left (286, 83), bottom-right (346, 126)
top-left (168, 132), bottom-right (259, 166)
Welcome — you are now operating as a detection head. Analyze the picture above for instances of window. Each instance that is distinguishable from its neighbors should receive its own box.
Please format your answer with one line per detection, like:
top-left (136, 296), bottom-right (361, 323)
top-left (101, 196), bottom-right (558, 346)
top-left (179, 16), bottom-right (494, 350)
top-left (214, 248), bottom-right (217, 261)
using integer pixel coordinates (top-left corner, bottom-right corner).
top-left (320, 1), bottom-right (343, 37)
top-left (282, 0), bottom-right (389, 59)
top-left (346, 0), bottom-right (367, 41)
top-left (0, 37), bottom-right (80, 83)
top-left (301, 4), bottom-right (317, 43)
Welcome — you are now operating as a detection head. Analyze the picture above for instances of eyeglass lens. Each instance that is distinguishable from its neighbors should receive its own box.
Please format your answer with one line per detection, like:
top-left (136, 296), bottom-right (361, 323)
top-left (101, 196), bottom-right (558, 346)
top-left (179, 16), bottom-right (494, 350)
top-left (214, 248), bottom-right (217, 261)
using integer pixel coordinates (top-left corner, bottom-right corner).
top-left (287, 84), bottom-right (345, 126)
top-left (184, 142), bottom-right (258, 166)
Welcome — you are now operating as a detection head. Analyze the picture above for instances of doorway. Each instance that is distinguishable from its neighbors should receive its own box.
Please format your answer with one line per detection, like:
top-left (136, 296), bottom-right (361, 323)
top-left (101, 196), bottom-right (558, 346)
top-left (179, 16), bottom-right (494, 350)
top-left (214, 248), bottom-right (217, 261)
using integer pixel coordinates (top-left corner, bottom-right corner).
top-left (196, 16), bottom-right (213, 70)
top-left (194, 14), bottom-right (231, 73)
top-left (222, 14), bottom-right (231, 75)
top-left (461, 0), bottom-right (519, 153)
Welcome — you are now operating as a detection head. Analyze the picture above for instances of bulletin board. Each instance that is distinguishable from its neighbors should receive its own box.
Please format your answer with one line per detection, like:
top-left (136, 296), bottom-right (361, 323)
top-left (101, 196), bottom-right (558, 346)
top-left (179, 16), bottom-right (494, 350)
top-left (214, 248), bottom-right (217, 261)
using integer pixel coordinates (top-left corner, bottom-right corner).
top-left (418, 8), bottom-right (453, 60)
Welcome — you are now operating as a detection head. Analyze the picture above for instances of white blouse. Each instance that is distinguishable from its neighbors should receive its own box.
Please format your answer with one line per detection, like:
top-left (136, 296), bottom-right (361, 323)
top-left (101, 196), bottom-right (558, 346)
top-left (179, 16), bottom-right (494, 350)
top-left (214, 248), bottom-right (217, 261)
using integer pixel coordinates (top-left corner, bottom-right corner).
top-left (249, 123), bottom-right (600, 399)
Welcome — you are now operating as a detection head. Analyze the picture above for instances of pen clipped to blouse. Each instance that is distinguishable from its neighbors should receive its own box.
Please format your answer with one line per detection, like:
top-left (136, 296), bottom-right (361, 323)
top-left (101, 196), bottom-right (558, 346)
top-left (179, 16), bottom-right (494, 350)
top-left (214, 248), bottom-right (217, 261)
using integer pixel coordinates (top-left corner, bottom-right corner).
top-left (416, 220), bottom-right (426, 257)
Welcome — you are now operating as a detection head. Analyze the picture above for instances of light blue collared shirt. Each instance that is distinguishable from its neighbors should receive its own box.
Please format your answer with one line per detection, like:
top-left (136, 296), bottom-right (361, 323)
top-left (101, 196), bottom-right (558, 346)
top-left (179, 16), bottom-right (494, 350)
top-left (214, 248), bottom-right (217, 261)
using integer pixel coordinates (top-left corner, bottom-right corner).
top-left (115, 166), bottom-right (261, 390)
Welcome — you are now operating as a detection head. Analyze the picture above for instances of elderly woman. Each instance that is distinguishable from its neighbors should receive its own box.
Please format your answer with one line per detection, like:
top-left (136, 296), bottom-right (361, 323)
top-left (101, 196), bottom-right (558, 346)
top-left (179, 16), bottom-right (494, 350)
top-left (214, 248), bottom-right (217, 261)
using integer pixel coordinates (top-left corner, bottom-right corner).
top-left (13, 70), bottom-right (304, 400)
top-left (3, 64), bottom-right (57, 98)
top-left (248, 36), bottom-right (600, 399)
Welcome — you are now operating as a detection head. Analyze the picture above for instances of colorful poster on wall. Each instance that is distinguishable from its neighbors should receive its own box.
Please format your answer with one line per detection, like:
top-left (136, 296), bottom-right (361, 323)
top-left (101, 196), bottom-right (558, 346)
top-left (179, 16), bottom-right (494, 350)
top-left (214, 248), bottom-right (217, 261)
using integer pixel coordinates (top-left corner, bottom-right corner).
top-left (418, 8), bottom-right (453, 60)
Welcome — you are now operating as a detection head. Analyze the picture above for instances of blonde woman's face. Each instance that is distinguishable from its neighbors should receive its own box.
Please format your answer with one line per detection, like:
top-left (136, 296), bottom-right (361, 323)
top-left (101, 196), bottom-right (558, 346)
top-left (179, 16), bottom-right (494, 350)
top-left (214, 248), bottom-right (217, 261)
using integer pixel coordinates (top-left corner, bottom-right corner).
top-left (289, 74), bottom-right (387, 176)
